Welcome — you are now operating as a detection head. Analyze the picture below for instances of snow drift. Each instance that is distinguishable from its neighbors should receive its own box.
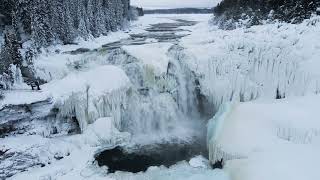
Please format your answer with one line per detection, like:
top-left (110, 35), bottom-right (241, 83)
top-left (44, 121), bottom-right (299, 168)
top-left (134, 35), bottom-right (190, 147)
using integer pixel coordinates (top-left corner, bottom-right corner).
top-left (207, 95), bottom-right (320, 180)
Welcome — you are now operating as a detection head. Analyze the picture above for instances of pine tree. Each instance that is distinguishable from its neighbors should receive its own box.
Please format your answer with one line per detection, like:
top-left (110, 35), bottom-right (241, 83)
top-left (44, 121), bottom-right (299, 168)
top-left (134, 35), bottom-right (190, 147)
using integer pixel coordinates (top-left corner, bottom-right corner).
top-left (0, 0), bottom-right (132, 85)
top-left (30, 0), bottom-right (54, 47)
top-left (0, 27), bottom-right (23, 88)
top-left (62, 0), bottom-right (76, 44)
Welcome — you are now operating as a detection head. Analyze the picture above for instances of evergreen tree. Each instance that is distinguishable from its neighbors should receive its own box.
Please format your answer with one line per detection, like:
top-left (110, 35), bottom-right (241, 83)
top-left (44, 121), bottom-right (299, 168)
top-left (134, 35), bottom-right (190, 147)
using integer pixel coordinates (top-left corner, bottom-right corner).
top-left (0, 0), bottom-right (132, 87)
top-left (212, 0), bottom-right (320, 29)
top-left (0, 27), bottom-right (23, 88)
top-left (30, 0), bottom-right (54, 47)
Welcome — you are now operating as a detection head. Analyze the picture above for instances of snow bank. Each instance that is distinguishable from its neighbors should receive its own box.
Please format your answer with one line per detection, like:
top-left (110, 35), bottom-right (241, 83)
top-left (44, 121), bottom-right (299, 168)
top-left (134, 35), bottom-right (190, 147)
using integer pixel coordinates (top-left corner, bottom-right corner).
top-left (52, 32), bottom-right (130, 52)
top-left (34, 32), bottom-right (130, 81)
top-left (84, 117), bottom-right (131, 147)
top-left (189, 155), bottom-right (210, 168)
top-left (207, 95), bottom-right (320, 180)
top-left (111, 161), bottom-right (230, 180)
top-left (44, 65), bottom-right (131, 132)
top-left (5, 118), bottom-right (129, 180)
top-left (0, 90), bottom-right (49, 109)
top-left (34, 51), bottom-right (113, 81)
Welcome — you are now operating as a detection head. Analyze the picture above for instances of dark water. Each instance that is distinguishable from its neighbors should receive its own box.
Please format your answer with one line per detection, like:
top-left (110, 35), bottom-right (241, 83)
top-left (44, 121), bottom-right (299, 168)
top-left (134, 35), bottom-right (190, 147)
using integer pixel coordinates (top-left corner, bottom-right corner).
top-left (95, 142), bottom-right (207, 173)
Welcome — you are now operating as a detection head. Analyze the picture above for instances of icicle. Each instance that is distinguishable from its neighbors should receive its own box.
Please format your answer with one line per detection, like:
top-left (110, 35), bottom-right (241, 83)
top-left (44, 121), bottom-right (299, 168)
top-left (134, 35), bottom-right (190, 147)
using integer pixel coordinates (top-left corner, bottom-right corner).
top-left (56, 85), bottom-right (128, 132)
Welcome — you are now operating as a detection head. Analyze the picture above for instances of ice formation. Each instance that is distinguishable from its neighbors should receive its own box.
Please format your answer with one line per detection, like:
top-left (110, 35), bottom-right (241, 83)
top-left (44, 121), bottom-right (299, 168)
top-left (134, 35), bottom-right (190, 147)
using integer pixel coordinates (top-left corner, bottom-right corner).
top-left (4, 13), bottom-right (320, 180)
top-left (201, 16), bottom-right (320, 180)
top-left (118, 43), bottom-right (206, 143)
top-left (83, 117), bottom-right (131, 147)
top-left (122, 43), bottom-right (172, 75)
top-left (182, 16), bottom-right (320, 112)
top-left (1, 15), bottom-right (220, 180)
top-left (207, 102), bottom-right (243, 164)
top-left (44, 65), bottom-right (131, 132)
top-left (0, 64), bottom-right (29, 90)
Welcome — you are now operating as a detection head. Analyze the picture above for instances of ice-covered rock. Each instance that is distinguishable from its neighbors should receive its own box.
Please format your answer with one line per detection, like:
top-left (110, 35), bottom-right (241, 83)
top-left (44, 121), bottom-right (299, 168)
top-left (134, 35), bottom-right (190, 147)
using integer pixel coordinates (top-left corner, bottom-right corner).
top-left (189, 155), bottom-right (210, 168)
top-left (44, 65), bottom-right (131, 132)
top-left (84, 117), bottom-right (131, 147)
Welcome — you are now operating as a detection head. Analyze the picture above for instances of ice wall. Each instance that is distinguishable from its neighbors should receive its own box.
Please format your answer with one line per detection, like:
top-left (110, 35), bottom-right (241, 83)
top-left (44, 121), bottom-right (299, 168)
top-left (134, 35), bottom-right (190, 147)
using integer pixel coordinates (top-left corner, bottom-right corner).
top-left (45, 65), bottom-right (131, 132)
top-left (181, 16), bottom-right (320, 113)
top-left (42, 43), bottom-right (207, 144)
top-left (207, 102), bottom-right (244, 164)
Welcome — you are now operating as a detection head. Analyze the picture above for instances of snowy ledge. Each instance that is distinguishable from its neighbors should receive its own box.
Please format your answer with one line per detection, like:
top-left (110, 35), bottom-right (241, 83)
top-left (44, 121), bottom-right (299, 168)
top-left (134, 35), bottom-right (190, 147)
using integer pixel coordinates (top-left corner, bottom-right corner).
top-left (122, 42), bottom-right (173, 76)
top-left (43, 65), bottom-right (131, 132)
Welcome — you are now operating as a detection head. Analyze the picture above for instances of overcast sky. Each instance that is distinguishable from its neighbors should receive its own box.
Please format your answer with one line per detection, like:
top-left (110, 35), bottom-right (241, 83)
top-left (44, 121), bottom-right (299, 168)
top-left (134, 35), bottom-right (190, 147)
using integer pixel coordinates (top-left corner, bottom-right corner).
top-left (131, 0), bottom-right (218, 9)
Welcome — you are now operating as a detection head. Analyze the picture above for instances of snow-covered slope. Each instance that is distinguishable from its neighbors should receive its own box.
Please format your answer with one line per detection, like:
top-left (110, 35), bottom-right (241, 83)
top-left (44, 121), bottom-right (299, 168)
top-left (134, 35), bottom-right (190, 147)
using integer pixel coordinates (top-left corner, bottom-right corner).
top-left (207, 95), bottom-right (320, 180)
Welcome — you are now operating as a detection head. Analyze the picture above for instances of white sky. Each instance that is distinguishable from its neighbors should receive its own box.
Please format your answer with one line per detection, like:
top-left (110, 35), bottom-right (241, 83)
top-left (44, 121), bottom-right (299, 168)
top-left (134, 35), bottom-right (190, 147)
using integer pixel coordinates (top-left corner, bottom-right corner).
top-left (131, 0), bottom-right (218, 9)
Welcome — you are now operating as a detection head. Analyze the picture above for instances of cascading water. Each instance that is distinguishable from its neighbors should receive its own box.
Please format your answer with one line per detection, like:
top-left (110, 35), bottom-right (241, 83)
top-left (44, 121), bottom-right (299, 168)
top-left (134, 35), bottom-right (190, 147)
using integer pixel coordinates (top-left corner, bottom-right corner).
top-left (94, 44), bottom-right (211, 172)
top-left (113, 44), bottom-right (208, 143)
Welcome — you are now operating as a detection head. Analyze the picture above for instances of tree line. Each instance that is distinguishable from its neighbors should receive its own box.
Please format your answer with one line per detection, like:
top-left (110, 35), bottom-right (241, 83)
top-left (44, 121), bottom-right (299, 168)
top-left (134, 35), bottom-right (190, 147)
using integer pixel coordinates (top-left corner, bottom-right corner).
top-left (212, 0), bottom-right (320, 29)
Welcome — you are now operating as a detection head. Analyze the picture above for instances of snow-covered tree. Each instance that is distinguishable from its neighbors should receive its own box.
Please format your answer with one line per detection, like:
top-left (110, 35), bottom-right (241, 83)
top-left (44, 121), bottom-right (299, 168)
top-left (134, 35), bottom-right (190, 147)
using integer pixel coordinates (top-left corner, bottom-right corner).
top-left (0, 27), bottom-right (23, 89)
top-left (0, 0), bottom-right (132, 86)
top-left (212, 0), bottom-right (320, 29)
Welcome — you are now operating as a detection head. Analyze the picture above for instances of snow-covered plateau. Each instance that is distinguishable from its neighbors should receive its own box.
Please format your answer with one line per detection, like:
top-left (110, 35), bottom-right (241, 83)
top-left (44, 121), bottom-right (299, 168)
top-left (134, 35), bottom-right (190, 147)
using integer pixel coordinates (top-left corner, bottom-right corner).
top-left (1, 13), bottom-right (320, 180)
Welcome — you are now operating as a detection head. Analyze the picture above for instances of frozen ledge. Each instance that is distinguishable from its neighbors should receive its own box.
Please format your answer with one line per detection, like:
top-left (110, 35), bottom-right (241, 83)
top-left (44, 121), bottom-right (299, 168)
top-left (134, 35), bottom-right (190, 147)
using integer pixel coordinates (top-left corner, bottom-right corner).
top-left (43, 65), bottom-right (131, 132)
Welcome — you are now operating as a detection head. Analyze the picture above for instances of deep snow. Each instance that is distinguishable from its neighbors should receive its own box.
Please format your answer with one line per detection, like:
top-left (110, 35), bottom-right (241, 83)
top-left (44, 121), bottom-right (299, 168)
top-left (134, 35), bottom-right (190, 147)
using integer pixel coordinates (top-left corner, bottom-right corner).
top-left (207, 95), bottom-right (320, 180)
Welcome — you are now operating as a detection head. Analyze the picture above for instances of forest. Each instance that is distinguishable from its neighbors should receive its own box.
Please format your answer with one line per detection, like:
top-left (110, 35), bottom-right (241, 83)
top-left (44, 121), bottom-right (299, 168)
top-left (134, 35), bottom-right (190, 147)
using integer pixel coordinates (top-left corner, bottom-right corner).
top-left (0, 0), bottom-right (131, 89)
top-left (212, 0), bottom-right (320, 29)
